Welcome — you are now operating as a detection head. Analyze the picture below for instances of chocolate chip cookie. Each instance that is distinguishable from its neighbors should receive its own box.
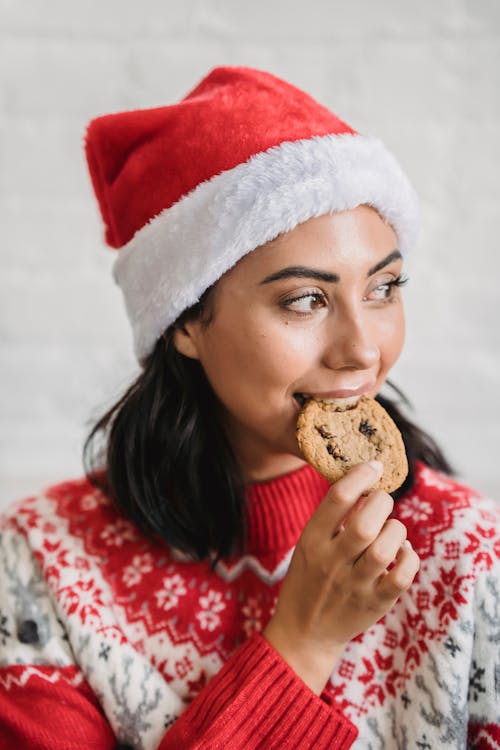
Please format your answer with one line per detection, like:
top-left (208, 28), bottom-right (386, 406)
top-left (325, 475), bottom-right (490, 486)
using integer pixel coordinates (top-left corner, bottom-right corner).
top-left (296, 395), bottom-right (408, 493)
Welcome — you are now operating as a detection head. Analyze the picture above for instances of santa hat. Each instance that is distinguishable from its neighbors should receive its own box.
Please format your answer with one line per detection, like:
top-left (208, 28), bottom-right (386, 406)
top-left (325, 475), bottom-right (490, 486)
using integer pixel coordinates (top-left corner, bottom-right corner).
top-left (85, 66), bottom-right (419, 362)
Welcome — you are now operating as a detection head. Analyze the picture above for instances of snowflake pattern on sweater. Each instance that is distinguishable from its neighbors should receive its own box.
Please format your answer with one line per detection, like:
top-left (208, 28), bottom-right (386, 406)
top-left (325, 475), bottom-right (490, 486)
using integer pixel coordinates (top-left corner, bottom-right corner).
top-left (0, 463), bottom-right (499, 749)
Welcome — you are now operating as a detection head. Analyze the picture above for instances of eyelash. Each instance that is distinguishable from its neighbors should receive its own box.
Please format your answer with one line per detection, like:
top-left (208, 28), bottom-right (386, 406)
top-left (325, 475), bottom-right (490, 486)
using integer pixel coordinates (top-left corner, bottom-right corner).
top-left (366, 273), bottom-right (409, 300)
top-left (281, 274), bottom-right (409, 315)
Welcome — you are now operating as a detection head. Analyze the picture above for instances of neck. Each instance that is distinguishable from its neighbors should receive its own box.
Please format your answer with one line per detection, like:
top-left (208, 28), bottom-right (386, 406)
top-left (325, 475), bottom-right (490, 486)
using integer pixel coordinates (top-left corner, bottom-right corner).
top-left (218, 403), bottom-right (308, 482)
top-left (242, 453), bottom-right (308, 483)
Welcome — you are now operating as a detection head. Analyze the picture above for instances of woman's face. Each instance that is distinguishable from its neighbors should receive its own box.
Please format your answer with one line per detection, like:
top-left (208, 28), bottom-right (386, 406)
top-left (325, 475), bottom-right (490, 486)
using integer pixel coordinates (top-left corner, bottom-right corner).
top-left (175, 206), bottom-right (405, 481)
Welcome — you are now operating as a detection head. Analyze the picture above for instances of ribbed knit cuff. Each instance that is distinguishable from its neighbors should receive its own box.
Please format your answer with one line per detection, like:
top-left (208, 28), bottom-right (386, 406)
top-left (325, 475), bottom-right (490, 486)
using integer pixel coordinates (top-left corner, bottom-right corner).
top-left (159, 633), bottom-right (357, 749)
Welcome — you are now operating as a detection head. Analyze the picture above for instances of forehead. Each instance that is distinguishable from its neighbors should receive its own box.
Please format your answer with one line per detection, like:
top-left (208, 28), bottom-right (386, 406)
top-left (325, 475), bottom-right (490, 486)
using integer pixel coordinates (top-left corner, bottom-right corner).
top-left (230, 206), bottom-right (399, 281)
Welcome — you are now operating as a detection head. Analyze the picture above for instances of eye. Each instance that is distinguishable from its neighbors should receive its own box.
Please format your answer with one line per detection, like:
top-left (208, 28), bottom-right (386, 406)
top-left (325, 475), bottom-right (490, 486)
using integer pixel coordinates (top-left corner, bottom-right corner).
top-left (281, 290), bottom-right (328, 315)
top-left (365, 274), bottom-right (409, 302)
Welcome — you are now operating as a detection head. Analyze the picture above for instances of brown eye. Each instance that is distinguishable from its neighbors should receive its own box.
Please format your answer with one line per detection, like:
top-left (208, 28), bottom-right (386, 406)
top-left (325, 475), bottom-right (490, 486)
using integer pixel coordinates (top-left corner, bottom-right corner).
top-left (282, 292), bottom-right (327, 314)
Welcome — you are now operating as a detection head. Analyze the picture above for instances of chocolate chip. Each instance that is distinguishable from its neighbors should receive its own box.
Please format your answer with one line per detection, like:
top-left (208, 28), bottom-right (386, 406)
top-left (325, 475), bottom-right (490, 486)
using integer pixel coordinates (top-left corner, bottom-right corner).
top-left (326, 444), bottom-right (348, 462)
top-left (316, 425), bottom-right (334, 439)
top-left (17, 619), bottom-right (39, 644)
top-left (359, 420), bottom-right (377, 437)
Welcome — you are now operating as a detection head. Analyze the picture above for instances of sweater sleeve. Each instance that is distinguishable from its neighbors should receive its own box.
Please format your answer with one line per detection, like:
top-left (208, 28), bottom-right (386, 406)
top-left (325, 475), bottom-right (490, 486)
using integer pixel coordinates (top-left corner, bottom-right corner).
top-left (157, 633), bottom-right (358, 750)
top-left (0, 665), bottom-right (117, 750)
top-left (466, 552), bottom-right (500, 748)
top-left (0, 637), bottom-right (357, 750)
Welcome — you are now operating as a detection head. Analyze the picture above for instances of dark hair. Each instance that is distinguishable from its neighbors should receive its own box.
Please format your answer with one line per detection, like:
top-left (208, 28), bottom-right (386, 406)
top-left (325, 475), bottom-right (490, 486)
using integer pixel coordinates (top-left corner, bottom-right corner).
top-left (84, 304), bottom-right (454, 564)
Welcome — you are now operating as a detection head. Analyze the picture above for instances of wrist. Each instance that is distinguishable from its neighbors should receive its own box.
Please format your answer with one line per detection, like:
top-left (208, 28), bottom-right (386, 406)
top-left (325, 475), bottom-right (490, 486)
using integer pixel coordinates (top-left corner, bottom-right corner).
top-left (263, 620), bottom-right (345, 696)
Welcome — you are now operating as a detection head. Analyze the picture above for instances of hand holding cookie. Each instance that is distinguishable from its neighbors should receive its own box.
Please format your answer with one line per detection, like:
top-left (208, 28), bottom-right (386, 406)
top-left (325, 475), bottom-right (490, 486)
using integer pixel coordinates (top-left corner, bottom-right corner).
top-left (263, 461), bottom-right (420, 695)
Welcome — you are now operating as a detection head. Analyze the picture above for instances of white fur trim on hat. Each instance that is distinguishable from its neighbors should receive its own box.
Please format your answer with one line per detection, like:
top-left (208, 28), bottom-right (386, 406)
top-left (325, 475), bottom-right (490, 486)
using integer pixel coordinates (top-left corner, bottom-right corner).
top-left (113, 133), bottom-right (419, 361)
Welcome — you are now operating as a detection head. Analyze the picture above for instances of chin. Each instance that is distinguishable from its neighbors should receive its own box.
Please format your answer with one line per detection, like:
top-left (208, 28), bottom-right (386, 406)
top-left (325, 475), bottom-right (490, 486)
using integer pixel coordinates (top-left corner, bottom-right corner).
top-left (283, 435), bottom-right (305, 461)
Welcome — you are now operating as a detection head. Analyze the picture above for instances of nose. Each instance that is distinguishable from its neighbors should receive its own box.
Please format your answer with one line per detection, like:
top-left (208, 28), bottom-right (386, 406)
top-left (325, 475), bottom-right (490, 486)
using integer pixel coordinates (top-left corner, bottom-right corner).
top-left (321, 307), bottom-right (380, 372)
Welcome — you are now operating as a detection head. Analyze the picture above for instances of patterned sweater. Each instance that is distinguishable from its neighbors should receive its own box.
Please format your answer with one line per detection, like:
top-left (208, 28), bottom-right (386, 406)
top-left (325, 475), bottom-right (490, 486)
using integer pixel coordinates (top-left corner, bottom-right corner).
top-left (0, 463), bottom-right (499, 750)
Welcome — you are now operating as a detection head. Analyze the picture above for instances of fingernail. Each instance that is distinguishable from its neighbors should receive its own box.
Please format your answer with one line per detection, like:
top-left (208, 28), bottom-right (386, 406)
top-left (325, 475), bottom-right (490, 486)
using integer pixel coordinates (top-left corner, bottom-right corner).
top-left (368, 460), bottom-right (383, 474)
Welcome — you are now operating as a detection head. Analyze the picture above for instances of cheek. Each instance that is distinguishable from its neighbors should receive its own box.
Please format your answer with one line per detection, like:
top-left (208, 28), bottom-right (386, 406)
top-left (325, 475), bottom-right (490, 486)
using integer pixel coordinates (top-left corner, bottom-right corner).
top-left (202, 320), bottom-right (314, 399)
top-left (380, 306), bottom-right (405, 366)
top-left (253, 324), bottom-right (320, 372)
top-left (248, 333), bottom-right (312, 393)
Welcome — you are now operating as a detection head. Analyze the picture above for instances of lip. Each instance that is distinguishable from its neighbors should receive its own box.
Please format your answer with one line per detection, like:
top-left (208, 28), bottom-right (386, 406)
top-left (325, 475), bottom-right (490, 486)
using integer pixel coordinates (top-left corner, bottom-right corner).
top-left (292, 381), bottom-right (376, 410)
top-left (300, 382), bottom-right (376, 400)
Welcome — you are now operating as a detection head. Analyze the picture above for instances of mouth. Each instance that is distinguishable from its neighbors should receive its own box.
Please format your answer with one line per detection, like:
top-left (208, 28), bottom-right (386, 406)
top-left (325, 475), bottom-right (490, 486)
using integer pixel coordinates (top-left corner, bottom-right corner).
top-left (294, 393), bottom-right (308, 408)
top-left (293, 393), bottom-right (361, 410)
top-left (293, 382), bottom-right (375, 410)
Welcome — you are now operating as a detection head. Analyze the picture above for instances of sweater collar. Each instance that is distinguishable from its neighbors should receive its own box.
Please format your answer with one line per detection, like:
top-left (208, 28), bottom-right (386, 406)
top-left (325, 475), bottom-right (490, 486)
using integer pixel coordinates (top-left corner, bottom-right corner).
top-left (244, 463), bottom-right (330, 555)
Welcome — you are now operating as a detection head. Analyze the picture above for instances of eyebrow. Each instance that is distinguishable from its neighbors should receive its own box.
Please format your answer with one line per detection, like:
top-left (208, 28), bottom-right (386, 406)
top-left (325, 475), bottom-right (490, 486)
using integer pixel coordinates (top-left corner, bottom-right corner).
top-left (367, 249), bottom-right (402, 276)
top-left (259, 266), bottom-right (339, 285)
top-left (259, 249), bottom-right (402, 286)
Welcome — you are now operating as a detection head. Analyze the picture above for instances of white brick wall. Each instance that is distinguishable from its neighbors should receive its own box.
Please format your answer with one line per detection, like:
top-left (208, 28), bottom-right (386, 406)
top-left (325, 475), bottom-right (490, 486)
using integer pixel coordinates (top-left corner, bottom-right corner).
top-left (1, 0), bottom-right (499, 510)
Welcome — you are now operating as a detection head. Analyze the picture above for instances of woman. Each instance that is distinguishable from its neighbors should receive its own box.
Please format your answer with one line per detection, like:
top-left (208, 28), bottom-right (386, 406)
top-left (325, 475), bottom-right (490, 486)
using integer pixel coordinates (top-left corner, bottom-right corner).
top-left (1, 66), bottom-right (498, 749)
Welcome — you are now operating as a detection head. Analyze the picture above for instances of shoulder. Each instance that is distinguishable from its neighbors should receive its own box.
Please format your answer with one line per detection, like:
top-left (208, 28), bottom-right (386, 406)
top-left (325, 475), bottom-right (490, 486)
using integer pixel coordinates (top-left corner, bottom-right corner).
top-left (395, 462), bottom-right (500, 571)
top-left (2, 475), bottom-right (112, 533)
top-left (1, 475), bottom-right (146, 562)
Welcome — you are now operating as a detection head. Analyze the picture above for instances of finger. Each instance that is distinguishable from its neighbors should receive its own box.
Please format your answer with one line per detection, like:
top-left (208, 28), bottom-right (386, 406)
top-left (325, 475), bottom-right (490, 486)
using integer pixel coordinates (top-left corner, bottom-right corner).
top-left (352, 518), bottom-right (407, 580)
top-left (335, 489), bottom-right (394, 562)
top-left (375, 540), bottom-right (420, 602)
top-left (308, 461), bottom-right (384, 538)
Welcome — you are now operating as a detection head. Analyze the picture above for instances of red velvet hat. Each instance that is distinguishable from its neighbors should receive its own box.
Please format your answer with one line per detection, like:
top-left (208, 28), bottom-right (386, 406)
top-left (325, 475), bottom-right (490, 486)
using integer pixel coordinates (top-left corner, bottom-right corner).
top-left (85, 66), bottom-right (419, 361)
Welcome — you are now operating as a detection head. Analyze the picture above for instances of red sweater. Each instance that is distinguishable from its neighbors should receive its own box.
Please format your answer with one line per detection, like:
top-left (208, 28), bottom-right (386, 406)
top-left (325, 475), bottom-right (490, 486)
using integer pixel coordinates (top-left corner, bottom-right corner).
top-left (0, 463), bottom-right (499, 749)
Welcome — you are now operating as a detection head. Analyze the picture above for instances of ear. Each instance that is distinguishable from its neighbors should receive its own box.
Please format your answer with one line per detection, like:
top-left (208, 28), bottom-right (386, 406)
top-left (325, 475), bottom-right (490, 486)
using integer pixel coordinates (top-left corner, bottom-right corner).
top-left (172, 322), bottom-right (201, 360)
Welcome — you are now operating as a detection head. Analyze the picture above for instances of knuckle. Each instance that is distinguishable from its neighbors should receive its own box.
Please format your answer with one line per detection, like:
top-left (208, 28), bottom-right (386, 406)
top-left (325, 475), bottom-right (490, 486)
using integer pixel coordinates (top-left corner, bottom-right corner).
top-left (350, 520), bottom-right (377, 545)
top-left (385, 518), bottom-right (407, 540)
top-left (369, 488), bottom-right (388, 502)
top-left (368, 543), bottom-right (393, 567)
top-left (327, 485), bottom-right (352, 509)
top-left (391, 567), bottom-right (416, 591)
top-left (372, 489), bottom-right (395, 514)
top-left (393, 518), bottom-right (407, 534)
top-left (410, 549), bottom-right (421, 572)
